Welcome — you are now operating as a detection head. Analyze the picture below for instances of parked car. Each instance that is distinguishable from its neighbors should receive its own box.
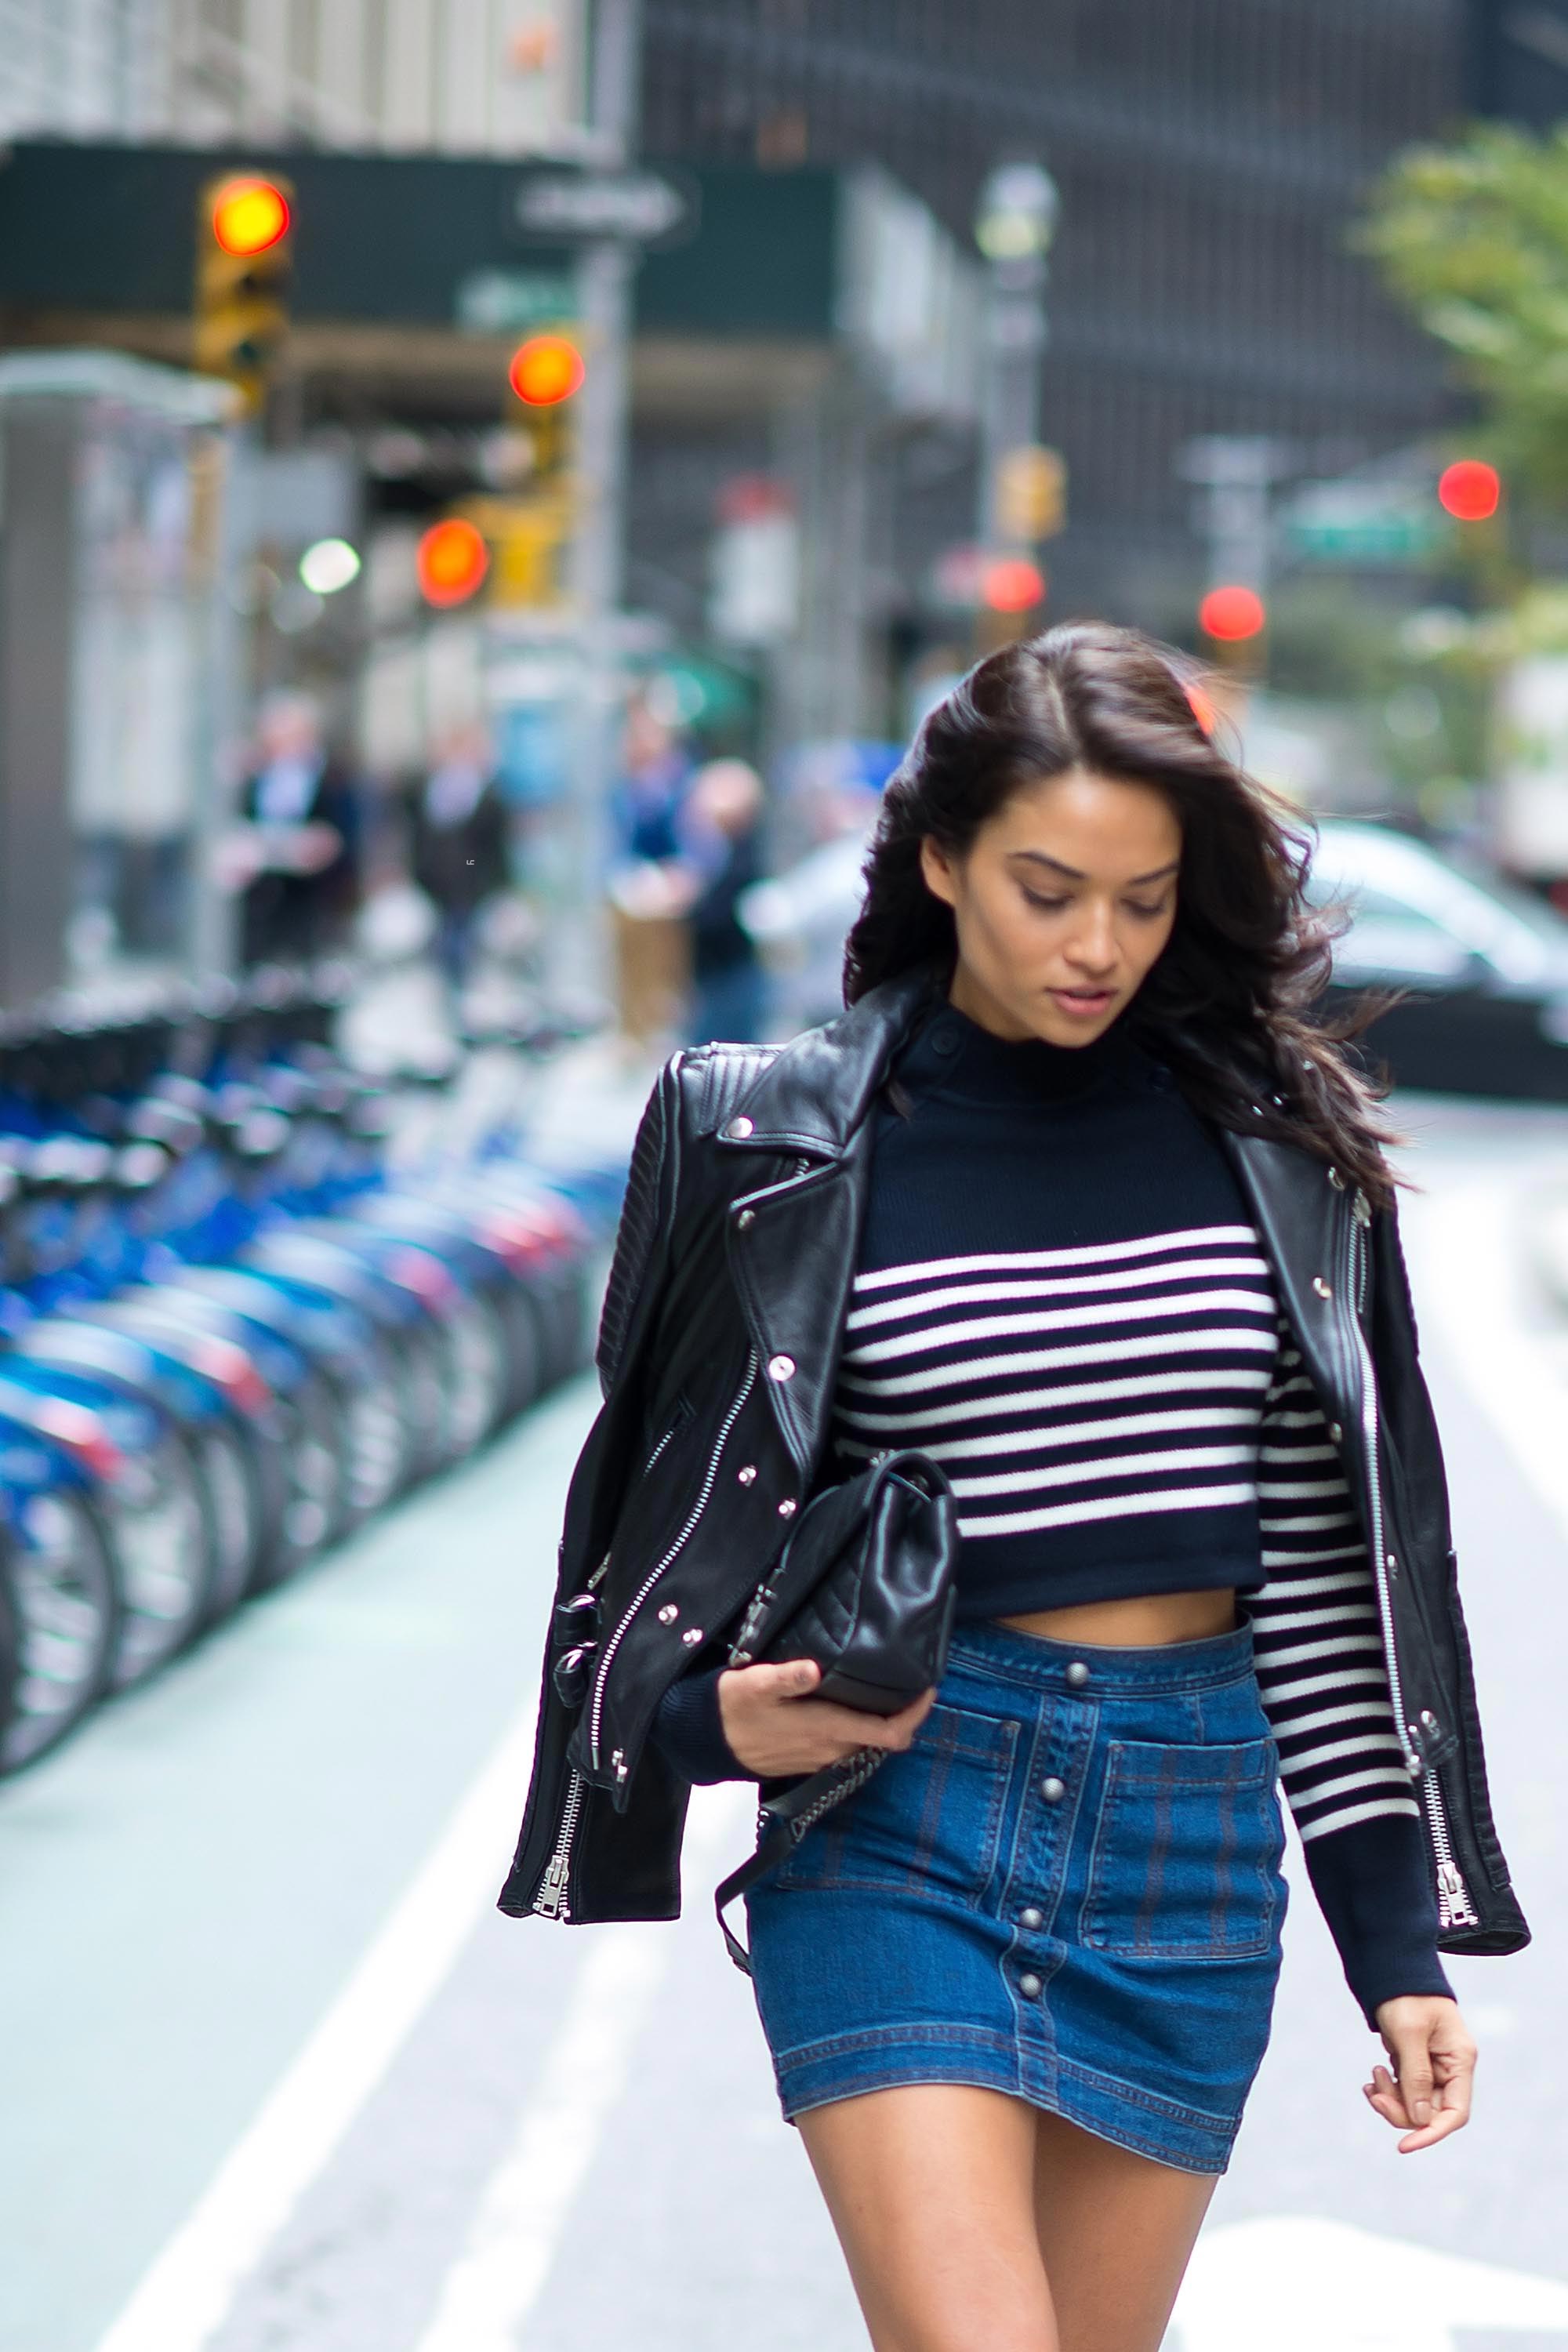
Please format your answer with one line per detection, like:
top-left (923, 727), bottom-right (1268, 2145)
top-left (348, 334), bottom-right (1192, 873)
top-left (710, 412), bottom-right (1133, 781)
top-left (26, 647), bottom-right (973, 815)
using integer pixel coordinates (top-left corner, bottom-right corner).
top-left (1310, 821), bottom-right (1568, 1098)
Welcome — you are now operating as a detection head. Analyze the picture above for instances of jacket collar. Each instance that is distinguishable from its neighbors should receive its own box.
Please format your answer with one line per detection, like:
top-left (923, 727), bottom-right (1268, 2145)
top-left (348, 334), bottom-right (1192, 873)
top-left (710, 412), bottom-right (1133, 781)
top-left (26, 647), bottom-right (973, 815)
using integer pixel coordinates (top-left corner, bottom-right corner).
top-left (718, 964), bottom-right (942, 1158)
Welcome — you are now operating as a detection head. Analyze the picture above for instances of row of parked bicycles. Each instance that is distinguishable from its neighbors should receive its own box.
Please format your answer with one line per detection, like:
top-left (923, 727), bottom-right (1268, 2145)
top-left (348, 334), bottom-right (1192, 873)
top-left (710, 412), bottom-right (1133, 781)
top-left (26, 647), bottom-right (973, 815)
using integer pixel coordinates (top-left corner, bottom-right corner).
top-left (0, 964), bottom-right (623, 1774)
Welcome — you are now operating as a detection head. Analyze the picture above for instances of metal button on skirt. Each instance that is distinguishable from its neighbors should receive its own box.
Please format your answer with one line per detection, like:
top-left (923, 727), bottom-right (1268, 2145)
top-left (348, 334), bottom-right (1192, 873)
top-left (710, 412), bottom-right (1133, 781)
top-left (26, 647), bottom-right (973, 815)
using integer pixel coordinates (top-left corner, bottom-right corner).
top-left (744, 1617), bottom-right (1287, 2175)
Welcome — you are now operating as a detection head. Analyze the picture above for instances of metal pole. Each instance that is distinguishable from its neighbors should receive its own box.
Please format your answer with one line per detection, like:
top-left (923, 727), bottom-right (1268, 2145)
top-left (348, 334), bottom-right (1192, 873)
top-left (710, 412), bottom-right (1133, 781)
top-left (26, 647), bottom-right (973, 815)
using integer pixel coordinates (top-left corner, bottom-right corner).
top-left (555, 0), bottom-right (641, 1002)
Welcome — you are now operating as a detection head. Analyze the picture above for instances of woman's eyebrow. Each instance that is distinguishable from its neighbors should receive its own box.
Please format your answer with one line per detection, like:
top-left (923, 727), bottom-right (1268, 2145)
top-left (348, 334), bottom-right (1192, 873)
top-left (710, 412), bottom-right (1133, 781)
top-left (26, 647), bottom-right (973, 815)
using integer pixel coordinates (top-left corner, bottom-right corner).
top-left (1007, 850), bottom-right (1180, 886)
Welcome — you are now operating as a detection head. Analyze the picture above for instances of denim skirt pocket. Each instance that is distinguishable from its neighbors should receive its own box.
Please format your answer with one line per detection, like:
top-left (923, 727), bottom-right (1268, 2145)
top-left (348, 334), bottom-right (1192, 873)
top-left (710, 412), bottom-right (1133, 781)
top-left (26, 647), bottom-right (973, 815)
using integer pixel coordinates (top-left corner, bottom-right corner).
top-left (1082, 1736), bottom-right (1284, 1961)
top-left (774, 1698), bottom-right (1018, 1901)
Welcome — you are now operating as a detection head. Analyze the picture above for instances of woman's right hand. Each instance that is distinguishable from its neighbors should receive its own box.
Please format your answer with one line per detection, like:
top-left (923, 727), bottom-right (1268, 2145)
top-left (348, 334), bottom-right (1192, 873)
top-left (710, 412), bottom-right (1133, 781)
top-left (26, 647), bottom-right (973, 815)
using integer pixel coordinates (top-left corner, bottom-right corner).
top-left (717, 1657), bottom-right (936, 1778)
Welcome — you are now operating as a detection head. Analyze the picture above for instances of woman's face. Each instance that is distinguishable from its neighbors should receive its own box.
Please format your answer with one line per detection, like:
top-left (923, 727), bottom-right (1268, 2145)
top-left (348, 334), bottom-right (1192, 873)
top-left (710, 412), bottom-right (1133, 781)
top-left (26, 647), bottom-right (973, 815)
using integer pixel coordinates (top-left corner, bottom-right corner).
top-left (919, 765), bottom-right (1180, 1047)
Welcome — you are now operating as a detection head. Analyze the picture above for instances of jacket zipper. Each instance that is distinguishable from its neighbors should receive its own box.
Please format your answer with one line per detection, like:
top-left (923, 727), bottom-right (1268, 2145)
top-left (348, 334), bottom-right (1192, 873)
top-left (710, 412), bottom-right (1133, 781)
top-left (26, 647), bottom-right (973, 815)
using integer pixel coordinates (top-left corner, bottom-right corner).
top-left (590, 1348), bottom-right (759, 1770)
top-left (532, 1405), bottom-right (689, 1920)
top-left (1345, 1189), bottom-right (1478, 1933)
top-left (532, 1349), bottom-right (761, 1918)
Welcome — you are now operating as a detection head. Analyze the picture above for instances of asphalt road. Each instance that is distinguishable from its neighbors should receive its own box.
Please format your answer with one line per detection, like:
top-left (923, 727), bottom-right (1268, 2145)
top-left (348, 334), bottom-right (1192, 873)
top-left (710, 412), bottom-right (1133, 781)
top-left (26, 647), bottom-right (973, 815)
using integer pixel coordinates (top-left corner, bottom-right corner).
top-left (4, 1094), bottom-right (1566, 2352)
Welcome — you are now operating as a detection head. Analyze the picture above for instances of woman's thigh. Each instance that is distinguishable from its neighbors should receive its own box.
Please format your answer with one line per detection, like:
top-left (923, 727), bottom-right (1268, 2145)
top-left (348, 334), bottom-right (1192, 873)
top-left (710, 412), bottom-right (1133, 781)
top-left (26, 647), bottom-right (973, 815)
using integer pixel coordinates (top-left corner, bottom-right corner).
top-left (797, 2084), bottom-right (1056, 2352)
top-left (1032, 2108), bottom-right (1217, 2352)
top-left (795, 2087), bottom-right (1218, 2352)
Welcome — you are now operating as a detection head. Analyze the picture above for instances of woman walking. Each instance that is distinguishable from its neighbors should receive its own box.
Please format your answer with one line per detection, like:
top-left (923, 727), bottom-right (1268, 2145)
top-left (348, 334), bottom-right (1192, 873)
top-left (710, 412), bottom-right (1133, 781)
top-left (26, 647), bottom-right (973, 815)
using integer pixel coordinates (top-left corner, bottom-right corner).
top-left (502, 624), bottom-right (1527, 2352)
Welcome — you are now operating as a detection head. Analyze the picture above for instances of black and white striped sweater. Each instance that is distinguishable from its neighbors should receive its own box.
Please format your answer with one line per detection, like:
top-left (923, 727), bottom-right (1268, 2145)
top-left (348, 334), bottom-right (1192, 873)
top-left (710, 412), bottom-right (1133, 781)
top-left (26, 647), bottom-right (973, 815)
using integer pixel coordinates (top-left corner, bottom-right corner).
top-left (652, 999), bottom-right (1452, 2020)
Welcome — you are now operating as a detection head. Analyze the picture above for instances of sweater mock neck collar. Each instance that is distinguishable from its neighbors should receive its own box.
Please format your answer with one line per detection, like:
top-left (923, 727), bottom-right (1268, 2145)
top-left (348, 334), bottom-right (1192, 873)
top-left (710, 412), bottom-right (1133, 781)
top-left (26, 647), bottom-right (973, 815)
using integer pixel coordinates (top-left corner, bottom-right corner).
top-left (896, 994), bottom-right (1145, 1110)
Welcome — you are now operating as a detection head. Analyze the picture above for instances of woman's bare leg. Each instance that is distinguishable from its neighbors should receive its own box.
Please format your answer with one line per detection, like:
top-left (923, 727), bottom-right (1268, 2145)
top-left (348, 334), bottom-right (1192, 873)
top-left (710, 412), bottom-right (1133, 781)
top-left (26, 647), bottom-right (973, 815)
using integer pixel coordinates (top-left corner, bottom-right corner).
top-left (797, 2085), bottom-right (1058, 2352)
top-left (796, 2090), bottom-right (1220, 2352)
top-left (1030, 2109), bottom-right (1218, 2352)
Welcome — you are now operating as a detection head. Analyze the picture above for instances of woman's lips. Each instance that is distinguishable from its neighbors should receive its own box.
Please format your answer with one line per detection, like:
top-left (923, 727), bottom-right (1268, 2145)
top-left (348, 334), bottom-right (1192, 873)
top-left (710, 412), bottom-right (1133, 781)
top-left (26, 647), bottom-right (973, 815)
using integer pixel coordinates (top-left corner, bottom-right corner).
top-left (1050, 987), bottom-right (1116, 1016)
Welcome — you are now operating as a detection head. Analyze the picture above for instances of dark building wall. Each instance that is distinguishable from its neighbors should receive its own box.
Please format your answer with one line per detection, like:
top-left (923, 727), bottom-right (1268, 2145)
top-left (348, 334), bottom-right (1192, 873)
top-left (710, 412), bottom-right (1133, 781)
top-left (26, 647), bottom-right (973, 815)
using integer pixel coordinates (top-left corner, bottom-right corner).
top-left (641, 0), bottom-right (1470, 633)
top-left (1466, 0), bottom-right (1568, 125)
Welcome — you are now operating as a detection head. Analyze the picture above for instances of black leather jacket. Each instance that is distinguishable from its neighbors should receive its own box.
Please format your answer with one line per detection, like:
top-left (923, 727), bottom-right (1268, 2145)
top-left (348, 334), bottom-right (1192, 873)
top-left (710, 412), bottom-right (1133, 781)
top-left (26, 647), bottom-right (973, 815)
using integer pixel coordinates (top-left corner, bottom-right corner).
top-left (499, 970), bottom-right (1529, 1958)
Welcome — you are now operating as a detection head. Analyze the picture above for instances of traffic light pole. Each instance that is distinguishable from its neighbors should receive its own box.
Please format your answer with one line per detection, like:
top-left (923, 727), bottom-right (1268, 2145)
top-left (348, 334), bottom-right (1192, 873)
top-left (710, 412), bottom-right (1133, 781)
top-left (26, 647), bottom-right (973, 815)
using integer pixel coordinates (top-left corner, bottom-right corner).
top-left (554, 0), bottom-right (642, 1006)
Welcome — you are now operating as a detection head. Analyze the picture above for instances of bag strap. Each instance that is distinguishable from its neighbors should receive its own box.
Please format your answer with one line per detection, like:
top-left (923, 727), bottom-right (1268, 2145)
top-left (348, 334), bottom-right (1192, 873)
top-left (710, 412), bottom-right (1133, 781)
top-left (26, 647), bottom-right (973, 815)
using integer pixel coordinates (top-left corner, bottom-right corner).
top-left (714, 1746), bottom-right (886, 1973)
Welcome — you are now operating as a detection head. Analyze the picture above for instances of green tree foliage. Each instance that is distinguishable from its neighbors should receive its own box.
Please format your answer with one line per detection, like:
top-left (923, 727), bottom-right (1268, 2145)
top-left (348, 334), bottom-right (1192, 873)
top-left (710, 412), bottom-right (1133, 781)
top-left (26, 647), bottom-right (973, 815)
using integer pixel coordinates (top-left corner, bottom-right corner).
top-left (1359, 123), bottom-right (1568, 501)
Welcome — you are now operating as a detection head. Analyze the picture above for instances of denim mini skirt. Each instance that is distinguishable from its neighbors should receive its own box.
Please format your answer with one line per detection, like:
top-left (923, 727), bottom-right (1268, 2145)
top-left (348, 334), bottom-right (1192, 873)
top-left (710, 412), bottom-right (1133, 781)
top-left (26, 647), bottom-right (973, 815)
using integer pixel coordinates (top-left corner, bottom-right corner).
top-left (745, 1617), bottom-right (1287, 2174)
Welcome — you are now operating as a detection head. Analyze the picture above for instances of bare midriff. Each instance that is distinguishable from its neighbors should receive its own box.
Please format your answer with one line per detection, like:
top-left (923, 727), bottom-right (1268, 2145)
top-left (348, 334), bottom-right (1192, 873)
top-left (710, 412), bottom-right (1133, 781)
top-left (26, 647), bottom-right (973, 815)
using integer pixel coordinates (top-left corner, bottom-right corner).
top-left (994, 1588), bottom-right (1240, 1649)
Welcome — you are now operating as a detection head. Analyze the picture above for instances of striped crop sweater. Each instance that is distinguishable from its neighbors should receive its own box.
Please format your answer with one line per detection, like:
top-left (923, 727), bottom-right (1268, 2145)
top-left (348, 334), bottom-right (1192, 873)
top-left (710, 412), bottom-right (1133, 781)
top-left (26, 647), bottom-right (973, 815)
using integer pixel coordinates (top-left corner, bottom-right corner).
top-left (652, 1000), bottom-right (1453, 2022)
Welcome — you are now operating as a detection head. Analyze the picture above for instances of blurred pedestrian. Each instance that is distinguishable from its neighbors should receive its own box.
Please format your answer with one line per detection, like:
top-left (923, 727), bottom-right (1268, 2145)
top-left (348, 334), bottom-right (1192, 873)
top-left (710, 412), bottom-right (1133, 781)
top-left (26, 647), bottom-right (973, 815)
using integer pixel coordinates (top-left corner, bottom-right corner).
top-left (410, 720), bottom-right (510, 1008)
top-left (227, 692), bottom-right (362, 968)
top-left (681, 757), bottom-right (770, 1044)
top-left (609, 688), bottom-right (695, 865)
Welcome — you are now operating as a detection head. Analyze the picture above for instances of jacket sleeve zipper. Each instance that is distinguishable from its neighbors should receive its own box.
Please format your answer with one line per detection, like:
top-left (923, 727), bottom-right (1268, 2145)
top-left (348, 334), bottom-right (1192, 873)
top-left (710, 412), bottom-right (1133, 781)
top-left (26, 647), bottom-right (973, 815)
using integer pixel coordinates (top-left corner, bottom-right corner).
top-left (588, 1347), bottom-right (760, 1773)
top-left (532, 1406), bottom-right (692, 1919)
top-left (1346, 1191), bottom-right (1478, 1933)
top-left (532, 1349), bottom-right (762, 1918)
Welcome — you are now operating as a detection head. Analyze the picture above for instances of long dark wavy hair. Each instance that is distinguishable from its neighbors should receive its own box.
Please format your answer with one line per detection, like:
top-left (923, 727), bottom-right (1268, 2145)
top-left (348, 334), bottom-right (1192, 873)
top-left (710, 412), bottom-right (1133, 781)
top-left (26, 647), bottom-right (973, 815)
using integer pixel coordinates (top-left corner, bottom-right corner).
top-left (843, 621), bottom-right (1402, 1203)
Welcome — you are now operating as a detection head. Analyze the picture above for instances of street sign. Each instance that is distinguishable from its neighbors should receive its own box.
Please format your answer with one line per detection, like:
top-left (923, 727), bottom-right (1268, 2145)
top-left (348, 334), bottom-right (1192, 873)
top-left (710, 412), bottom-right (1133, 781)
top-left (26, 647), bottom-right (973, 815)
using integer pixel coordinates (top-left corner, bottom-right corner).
top-left (455, 269), bottom-right (575, 334)
top-left (508, 169), bottom-right (696, 246)
top-left (1282, 480), bottom-right (1443, 566)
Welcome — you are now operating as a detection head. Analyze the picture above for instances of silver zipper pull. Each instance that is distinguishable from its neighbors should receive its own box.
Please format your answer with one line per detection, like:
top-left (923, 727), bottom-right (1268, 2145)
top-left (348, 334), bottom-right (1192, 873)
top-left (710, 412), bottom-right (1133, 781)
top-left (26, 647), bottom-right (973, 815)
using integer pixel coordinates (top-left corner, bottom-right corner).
top-left (1436, 1860), bottom-right (1479, 1930)
top-left (1352, 1189), bottom-right (1372, 1225)
top-left (533, 1851), bottom-right (571, 1919)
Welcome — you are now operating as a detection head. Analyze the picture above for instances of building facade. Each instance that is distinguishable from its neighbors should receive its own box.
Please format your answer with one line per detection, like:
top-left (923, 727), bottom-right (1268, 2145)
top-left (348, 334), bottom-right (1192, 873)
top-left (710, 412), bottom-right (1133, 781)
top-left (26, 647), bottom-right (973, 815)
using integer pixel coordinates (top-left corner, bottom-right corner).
top-left (641, 0), bottom-right (1472, 637)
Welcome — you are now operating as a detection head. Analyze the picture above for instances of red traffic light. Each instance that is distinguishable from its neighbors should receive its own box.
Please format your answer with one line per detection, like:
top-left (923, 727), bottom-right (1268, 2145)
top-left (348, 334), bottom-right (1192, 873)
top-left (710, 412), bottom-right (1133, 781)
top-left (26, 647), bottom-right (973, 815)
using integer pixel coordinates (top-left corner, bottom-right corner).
top-left (1199, 584), bottom-right (1266, 643)
top-left (982, 556), bottom-right (1046, 613)
top-left (210, 177), bottom-right (291, 258)
top-left (416, 518), bottom-right (489, 608)
top-left (508, 333), bottom-right (586, 407)
top-left (1438, 459), bottom-right (1501, 522)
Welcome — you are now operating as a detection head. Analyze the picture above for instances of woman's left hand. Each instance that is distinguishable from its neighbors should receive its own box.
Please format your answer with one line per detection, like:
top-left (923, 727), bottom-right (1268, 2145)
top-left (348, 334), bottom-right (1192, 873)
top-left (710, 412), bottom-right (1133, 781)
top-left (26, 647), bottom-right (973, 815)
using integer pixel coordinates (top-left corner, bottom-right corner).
top-left (1366, 1996), bottom-right (1476, 2152)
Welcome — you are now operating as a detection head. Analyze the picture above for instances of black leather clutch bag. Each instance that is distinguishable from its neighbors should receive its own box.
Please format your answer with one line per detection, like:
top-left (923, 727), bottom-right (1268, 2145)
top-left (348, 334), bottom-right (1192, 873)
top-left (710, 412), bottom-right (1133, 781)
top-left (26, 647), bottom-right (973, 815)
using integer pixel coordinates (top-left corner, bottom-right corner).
top-left (726, 1447), bottom-right (960, 1714)
top-left (715, 1449), bottom-right (960, 1972)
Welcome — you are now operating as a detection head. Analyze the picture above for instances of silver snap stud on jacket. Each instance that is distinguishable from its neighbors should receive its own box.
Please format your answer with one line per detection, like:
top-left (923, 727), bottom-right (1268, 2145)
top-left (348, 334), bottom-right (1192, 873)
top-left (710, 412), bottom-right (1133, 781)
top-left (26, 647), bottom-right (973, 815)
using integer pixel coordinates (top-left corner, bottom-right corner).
top-left (682, 1626), bottom-right (704, 1647)
top-left (1018, 1906), bottom-right (1044, 1931)
top-left (726, 1115), bottom-right (754, 1139)
top-left (1065, 1661), bottom-right (1090, 1688)
top-left (1018, 1973), bottom-right (1043, 2000)
top-left (656, 1602), bottom-right (678, 1624)
top-left (1328, 1421), bottom-right (1343, 1443)
top-left (735, 1208), bottom-right (755, 1229)
top-left (778, 1497), bottom-right (797, 1517)
top-left (1312, 1276), bottom-right (1332, 1298)
top-left (767, 1354), bottom-right (796, 1381)
top-left (1040, 1777), bottom-right (1065, 1803)
top-left (1327, 1165), bottom-right (1345, 1189)
top-left (737, 1465), bottom-right (757, 1485)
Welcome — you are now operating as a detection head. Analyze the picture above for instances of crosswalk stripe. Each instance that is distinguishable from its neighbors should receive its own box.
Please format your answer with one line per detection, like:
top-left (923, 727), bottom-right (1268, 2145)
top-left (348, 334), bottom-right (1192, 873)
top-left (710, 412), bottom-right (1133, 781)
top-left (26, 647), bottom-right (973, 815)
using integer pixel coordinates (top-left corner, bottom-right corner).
top-left (89, 1707), bottom-right (541, 2352)
top-left (411, 1784), bottom-right (753, 2352)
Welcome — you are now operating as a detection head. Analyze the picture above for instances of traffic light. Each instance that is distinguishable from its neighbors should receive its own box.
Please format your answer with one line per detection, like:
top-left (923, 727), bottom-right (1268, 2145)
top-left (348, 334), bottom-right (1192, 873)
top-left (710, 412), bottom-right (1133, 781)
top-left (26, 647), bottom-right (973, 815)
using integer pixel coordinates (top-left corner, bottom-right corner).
top-left (994, 445), bottom-right (1066, 543)
top-left (507, 332), bottom-right (586, 408)
top-left (194, 173), bottom-right (293, 416)
top-left (1437, 459), bottom-right (1501, 522)
top-left (982, 556), bottom-right (1047, 613)
top-left (1199, 584), bottom-right (1266, 643)
top-left (416, 518), bottom-right (490, 608)
top-left (480, 329), bottom-right (586, 609)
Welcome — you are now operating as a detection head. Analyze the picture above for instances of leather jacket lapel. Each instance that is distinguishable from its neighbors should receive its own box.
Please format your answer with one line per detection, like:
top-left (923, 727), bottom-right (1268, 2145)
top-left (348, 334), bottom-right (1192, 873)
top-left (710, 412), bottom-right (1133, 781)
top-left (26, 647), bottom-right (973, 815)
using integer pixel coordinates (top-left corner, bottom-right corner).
top-left (723, 1125), bottom-right (875, 1477)
top-left (715, 967), bottom-right (938, 1475)
top-left (1218, 1123), bottom-right (1359, 1426)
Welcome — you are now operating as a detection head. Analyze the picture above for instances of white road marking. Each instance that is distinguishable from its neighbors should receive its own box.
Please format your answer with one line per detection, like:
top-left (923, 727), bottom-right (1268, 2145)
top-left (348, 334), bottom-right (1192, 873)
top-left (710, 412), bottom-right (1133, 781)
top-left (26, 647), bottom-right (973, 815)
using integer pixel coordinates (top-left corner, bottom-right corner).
top-left (410, 1782), bottom-right (755, 2352)
top-left (89, 1705), bottom-right (541, 2352)
top-left (1402, 1177), bottom-right (1568, 1543)
top-left (1169, 2216), bottom-right (1568, 2352)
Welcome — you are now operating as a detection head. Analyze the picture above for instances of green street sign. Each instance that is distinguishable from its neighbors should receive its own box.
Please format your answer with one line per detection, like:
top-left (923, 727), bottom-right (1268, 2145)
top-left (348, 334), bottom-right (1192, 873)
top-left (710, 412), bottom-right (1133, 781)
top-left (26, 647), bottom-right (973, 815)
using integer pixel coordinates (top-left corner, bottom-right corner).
top-left (1282, 484), bottom-right (1444, 568)
top-left (454, 269), bottom-right (575, 335)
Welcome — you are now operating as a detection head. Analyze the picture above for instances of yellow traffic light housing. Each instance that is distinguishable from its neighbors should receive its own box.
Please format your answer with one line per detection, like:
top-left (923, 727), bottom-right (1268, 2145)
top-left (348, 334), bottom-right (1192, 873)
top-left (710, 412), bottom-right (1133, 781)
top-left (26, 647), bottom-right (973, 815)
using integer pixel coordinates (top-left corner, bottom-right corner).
top-left (194, 173), bottom-right (294, 416)
top-left (994, 445), bottom-right (1066, 543)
